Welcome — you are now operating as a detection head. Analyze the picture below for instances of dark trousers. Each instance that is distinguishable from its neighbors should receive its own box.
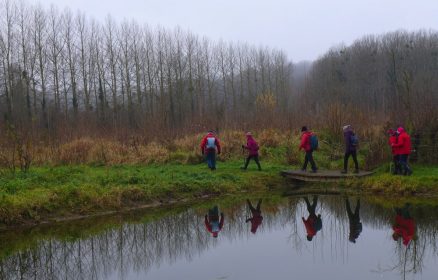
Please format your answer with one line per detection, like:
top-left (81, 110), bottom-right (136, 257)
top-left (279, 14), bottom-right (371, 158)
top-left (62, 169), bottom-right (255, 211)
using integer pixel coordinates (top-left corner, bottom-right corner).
top-left (344, 151), bottom-right (359, 171)
top-left (399, 154), bottom-right (412, 175)
top-left (244, 155), bottom-right (261, 170)
top-left (392, 155), bottom-right (401, 174)
top-left (206, 151), bottom-right (216, 170)
top-left (302, 151), bottom-right (317, 171)
top-left (304, 196), bottom-right (318, 216)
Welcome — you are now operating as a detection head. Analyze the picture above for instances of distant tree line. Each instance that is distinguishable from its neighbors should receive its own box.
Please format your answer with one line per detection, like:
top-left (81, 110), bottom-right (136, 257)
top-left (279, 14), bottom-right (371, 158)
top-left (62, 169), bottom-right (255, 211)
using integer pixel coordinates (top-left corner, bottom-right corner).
top-left (1, 0), bottom-right (437, 162)
top-left (296, 30), bottom-right (438, 162)
top-left (300, 30), bottom-right (438, 134)
top-left (0, 0), bottom-right (292, 139)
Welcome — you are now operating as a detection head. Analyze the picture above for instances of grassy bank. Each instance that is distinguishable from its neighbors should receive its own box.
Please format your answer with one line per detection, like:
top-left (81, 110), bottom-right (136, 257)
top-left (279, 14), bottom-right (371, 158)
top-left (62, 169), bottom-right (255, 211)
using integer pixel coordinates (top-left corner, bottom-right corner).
top-left (1, 161), bottom-right (438, 227)
top-left (1, 129), bottom-right (438, 228)
top-left (0, 161), bottom-right (287, 226)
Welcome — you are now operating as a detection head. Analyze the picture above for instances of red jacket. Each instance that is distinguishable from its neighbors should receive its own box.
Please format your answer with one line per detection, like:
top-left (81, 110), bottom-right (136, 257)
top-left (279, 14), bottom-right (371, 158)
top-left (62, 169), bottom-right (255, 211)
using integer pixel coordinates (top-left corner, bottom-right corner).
top-left (299, 131), bottom-right (312, 152)
top-left (388, 135), bottom-right (400, 155)
top-left (247, 212), bottom-right (263, 234)
top-left (205, 214), bottom-right (224, 236)
top-left (392, 128), bottom-right (411, 155)
top-left (244, 135), bottom-right (259, 156)
top-left (393, 214), bottom-right (416, 246)
top-left (302, 215), bottom-right (317, 237)
top-left (200, 133), bottom-right (221, 154)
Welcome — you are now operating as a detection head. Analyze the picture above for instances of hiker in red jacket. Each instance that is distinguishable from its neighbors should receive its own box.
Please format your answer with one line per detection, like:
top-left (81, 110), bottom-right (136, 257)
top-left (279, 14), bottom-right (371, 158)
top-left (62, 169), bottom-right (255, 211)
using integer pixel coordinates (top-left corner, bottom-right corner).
top-left (200, 131), bottom-right (221, 170)
top-left (302, 196), bottom-right (322, 241)
top-left (392, 204), bottom-right (416, 246)
top-left (242, 132), bottom-right (262, 171)
top-left (388, 129), bottom-right (401, 175)
top-left (205, 206), bottom-right (224, 238)
top-left (299, 126), bottom-right (317, 173)
top-left (246, 199), bottom-right (263, 234)
top-left (391, 127), bottom-right (412, 176)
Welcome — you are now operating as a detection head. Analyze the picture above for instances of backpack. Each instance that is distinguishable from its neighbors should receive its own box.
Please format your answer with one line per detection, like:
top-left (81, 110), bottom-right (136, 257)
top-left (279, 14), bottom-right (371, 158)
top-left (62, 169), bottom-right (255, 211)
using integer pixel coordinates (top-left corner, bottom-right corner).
top-left (206, 137), bottom-right (216, 149)
top-left (310, 134), bottom-right (319, 150)
top-left (350, 134), bottom-right (359, 147)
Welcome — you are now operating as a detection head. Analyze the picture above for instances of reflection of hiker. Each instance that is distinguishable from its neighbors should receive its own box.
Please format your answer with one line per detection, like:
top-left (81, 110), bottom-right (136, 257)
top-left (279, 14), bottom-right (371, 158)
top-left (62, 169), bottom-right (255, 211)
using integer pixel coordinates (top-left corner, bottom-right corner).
top-left (302, 196), bottom-right (322, 241)
top-left (391, 127), bottom-right (413, 176)
top-left (246, 199), bottom-right (263, 234)
top-left (299, 126), bottom-right (317, 173)
top-left (205, 206), bottom-right (224, 238)
top-left (341, 125), bottom-right (359, 174)
top-left (200, 131), bottom-right (221, 170)
top-left (392, 204), bottom-right (416, 246)
top-left (241, 132), bottom-right (261, 171)
top-left (388, 129), bottom-right (401, 175)
top-left (346, 198), bottom-right (362, 243)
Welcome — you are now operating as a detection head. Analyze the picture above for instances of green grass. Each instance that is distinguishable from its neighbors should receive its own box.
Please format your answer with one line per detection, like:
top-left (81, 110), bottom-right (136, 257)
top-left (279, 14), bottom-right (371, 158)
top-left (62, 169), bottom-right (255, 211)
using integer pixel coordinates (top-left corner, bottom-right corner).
top-left (0, 161), bottom-right (287, 225)
top-left (1, 149), bottom-right (438, 227)
top-left (352, 165), bottom-right (438, 195)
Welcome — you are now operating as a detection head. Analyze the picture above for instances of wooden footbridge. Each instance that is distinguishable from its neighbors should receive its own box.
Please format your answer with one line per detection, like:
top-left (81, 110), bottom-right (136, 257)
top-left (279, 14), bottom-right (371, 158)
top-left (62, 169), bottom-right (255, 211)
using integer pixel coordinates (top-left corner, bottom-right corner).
top-left (281, 170), bottom-right (374, 182)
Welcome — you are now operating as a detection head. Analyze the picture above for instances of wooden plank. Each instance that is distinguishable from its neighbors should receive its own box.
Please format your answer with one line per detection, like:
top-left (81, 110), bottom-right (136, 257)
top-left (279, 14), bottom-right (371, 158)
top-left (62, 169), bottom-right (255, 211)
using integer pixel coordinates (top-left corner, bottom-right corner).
top-left (280, 170), bottom-right (374, 182)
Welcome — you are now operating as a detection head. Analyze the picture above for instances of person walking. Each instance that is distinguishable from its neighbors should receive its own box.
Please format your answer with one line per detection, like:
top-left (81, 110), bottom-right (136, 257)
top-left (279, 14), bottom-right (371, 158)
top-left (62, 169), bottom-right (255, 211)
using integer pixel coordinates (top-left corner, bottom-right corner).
top-left (388, 129), bottom-right (401, 175)
top-left (200, 131), bottom-right (221, 170)
top-left (241, 132), bottom-right (261, 171)
top-left (341, 125), bottom-right (359, 174)
top-left (391, 127), bottom-right (413, 176)
top-left (299, 126), bottom-right (317, 173)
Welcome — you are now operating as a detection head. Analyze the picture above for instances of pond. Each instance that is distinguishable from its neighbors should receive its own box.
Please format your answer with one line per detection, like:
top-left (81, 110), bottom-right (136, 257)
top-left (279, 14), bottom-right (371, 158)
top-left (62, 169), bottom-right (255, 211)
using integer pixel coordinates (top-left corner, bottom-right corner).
top-left (1, 194), bottom-right (438, 280)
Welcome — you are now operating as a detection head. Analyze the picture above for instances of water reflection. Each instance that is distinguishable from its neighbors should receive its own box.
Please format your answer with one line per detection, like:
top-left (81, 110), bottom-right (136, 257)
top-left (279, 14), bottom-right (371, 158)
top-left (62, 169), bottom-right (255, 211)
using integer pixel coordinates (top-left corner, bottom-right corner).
top-left (204, 205), bottom-right (224, 238)
top-left (301, 196), bottom-right (322, 241)
top-left (346, 198), bottom-right (362, 243)
top-left (392, 203), bottom-right (416, 247)
top-left (245, 199), bottom-right (263, 234)
top-left (0, 195), bottom-right (438, 280)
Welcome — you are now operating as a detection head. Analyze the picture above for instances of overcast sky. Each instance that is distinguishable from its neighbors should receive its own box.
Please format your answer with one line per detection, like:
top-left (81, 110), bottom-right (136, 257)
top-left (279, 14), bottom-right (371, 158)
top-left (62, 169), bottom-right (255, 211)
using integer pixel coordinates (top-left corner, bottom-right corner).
top-left (27, 0), bottom-right (438, 62)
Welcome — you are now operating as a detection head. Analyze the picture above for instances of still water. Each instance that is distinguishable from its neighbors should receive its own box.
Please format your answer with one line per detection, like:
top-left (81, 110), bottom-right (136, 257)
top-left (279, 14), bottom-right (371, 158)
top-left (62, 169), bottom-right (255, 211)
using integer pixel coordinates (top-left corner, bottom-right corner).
top-left (1, 195), bottom-right (438, 280)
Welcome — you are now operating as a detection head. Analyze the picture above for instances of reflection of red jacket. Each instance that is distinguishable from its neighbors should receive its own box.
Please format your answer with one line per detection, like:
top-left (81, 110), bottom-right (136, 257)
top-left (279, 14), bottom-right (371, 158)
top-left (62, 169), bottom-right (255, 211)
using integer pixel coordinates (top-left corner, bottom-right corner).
top-left (302, 215), bottom-right (317, 237)
top-left (204, 214), bottom-right (224, 233)
top-left (393, 215), bottom-right (416, 246)
top-left (299, 131), bottom-right (312, 152)
top-left (247, 214), bottom-right (263, 234)
top-left (392, 128), bottom-right (411, 155)
top-left (200, 133), bottom-right (221, 154)
top-left (389, 135), bottom-right (400, 155)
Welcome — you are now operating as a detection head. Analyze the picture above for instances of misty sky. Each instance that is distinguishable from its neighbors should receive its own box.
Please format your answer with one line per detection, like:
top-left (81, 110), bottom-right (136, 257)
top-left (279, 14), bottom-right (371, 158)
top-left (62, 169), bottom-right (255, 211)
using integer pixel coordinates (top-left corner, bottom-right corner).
top-left (27, 0), bottom-right (438, 62)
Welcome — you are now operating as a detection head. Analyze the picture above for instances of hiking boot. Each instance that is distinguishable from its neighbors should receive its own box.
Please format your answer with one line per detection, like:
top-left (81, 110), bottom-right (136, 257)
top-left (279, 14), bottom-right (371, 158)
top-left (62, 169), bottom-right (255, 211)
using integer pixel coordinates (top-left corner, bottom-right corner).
top-left (341, 170), bottom-right (348, 174)
top-left (310, 169), bottom-right (317, 173)
top-left (353, 169), bottom-right (359, 174)
top-left (301, 169), bottom-right (306, 172)
top-left (406, 170), bottom-right (413, 176)
top-left (240, 167), bottom-right (247, 171)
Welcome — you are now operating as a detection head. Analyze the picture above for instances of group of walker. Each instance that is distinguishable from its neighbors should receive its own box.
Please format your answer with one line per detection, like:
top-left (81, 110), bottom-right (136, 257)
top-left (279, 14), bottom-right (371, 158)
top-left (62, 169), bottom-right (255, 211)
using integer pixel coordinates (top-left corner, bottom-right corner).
top-left (200, 125), bottom-right (413, 175)
top-left (388, 127), bottom-right (413, 176)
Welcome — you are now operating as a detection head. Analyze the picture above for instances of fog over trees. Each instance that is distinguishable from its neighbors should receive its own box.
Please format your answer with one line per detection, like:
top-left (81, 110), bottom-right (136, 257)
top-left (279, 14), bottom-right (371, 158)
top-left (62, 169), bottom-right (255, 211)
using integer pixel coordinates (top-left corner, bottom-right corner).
top-left (0, 0), bottom-right (437, 159)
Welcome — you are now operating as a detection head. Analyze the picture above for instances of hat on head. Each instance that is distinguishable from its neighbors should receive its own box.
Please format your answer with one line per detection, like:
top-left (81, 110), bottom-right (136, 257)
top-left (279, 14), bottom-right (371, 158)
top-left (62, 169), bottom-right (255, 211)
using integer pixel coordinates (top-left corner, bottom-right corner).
top-left (301, 126), bottom-right (308, 132)
top-left (246, 132), bottom-right (252, 136)
top-left (343, 125), bottom-right (351, 131)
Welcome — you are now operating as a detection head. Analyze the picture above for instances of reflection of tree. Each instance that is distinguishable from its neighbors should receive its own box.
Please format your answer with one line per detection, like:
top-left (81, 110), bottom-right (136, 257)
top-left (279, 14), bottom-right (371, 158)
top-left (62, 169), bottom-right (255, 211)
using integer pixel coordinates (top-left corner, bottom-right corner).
top-left (0, 201), bottom-right (286, 280)
top-left (1, 197), bottom-right (438, 279)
